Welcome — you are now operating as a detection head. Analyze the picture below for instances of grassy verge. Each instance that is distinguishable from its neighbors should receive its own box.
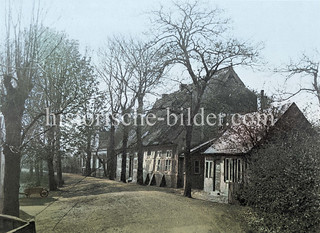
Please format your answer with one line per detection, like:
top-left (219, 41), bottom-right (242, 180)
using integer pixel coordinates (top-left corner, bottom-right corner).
top-left (20, 174), bottom-right (252, 233)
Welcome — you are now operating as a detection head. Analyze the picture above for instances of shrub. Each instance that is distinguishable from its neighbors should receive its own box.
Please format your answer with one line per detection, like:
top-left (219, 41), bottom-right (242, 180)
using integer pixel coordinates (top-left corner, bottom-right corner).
top-left (241, 132), bottom-right (320, 233)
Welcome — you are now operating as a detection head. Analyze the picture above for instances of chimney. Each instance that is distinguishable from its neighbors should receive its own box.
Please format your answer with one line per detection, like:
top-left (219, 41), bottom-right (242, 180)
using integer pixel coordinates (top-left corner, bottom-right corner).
top-left (162, 94), bottom-right (168, 98)
top-left (260, 90), bottom-right (266, 111)
top-left (180, 83), bottom-right (187, 91)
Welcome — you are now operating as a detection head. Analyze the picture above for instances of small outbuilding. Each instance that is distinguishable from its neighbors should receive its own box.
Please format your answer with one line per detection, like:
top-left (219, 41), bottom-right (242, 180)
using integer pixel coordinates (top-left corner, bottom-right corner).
top-left (190, 103), bottom-right (313, 203)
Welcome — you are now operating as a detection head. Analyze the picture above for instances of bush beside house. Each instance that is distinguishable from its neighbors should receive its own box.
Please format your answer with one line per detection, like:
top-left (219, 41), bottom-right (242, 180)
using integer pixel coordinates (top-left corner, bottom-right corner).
top-left (241, 131), bottom-right (320, 233)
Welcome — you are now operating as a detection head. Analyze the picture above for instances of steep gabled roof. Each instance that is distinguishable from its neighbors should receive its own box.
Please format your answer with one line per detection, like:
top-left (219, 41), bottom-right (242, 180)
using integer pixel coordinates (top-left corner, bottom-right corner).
top-left (208, 66), bottom-right (245, 87)
top-left (100, 67), bottom-right (257, 151)
top-left (203, 102), bottom-right (313, 155)
top-left (268, 102), bottom-right (312, 133)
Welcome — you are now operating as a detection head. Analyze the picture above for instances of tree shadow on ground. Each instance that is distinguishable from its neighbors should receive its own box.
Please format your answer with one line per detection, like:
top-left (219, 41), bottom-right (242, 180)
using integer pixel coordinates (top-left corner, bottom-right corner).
top-left (20, 197), bottom-right (58, 206)
top-left (59, 174), bottom-right (180, 199)
top-left (19, 209), bottom-right (35, 220)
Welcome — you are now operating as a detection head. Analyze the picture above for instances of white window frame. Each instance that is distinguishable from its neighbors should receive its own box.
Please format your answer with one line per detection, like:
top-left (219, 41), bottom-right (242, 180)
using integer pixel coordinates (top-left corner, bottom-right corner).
top-left (165, 159), bottom-right (171, 171)
top-left (166, 150), bottom-right (172, 158)
top-left (156, 159), bottom-right (161, 171)
top-left (224, 158), bottom-right (243, 183)
top-left (205, 160), bottom-right (213, 178)
top-left (224, 158), bottom-right (230, 182)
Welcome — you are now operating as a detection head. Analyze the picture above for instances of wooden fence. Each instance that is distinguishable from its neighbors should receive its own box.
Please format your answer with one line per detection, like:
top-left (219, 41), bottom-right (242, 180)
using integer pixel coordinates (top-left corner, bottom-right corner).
top-left (0, 214), bottom-right (36, 233)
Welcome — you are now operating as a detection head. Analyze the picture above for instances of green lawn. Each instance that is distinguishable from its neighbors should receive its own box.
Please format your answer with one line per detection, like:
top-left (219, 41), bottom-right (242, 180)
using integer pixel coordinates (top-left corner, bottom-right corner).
top-left (20, 174), bottom-right (251, 233)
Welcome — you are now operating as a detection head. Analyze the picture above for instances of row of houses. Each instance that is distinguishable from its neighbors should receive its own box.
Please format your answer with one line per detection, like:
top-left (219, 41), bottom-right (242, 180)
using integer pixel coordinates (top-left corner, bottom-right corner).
top-left (93, 67), bottom-right (256, 189)
top-left (84, 67), bottom-right (314, 203)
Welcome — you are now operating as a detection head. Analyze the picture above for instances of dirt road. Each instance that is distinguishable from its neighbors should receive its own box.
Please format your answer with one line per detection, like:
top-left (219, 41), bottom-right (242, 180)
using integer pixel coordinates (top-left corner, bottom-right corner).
top-left (20, 174), bottom-right (249, 233)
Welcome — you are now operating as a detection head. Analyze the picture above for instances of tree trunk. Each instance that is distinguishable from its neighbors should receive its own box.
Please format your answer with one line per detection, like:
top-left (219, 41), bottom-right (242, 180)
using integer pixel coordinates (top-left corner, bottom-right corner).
top-left (56, 115), bottom-right (63, 187)
top-left (85, 150), bottom-right (91, 177)
top-left (92, 153), bottom-right (96, 177)
top-left (182, 88), bottom-right (204, 197)
top-left (35, 159), bottom-right (40, 186)
top-left (56, 150), bottom-right (63, 186)
top-left (136, 96), bottom-right (144, 185)
top-left (47, 156), bottom-right (56, 191)
top-left (85, 128), bottom-right (92, 176)
top-left (40, 159), bottom-right (43, 178)
top-left (183, 125), bottom-right (193, 198)
top-left (1, 98), bottom-right (24, 217)
top-left (47, 129), bottom-right (57, 191)
top-left (29, 158), bottom-right (34, 177)
top-left (120, 120), bottom-right (129, 183)
top-left (2, 147), bottom-right (21, 216)
top-left (107, 115), bottom-right (116, 180)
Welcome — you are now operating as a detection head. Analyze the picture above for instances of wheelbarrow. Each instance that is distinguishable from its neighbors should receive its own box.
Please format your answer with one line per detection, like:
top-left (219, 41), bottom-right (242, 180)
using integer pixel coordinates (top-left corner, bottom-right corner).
top-left (23, 187), bottom-right (49, 198)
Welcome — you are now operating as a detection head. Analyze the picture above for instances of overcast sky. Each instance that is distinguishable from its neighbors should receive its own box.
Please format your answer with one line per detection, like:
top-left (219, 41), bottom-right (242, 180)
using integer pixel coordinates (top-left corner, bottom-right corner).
top-left (1, 0), bottom-right (320, 120)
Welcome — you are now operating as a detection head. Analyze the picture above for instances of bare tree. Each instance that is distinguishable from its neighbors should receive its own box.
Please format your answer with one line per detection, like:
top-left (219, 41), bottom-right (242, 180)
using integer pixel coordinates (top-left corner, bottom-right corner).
top-left (0, 6), bottom-right (52, 216)
top-left (121, 39), bottom-right (169, 185)
top-left (151, 1), bottom-right (261, 197)
top-left (97, 38), bottom-right (136, 182)
top-left (96, 64), bottom-right (119, 180)
top-left (277, 50), bottom-right (320, 105)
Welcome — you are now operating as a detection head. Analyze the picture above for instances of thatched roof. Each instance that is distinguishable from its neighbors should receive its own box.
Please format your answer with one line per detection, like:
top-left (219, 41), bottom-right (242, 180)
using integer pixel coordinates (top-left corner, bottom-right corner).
top-left (100, 67), bottom-right (258, 152)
